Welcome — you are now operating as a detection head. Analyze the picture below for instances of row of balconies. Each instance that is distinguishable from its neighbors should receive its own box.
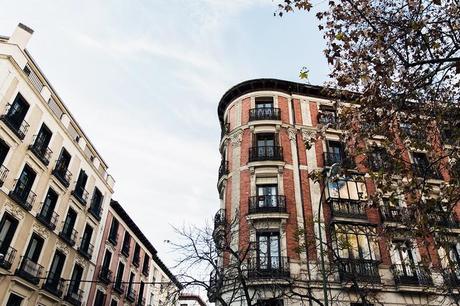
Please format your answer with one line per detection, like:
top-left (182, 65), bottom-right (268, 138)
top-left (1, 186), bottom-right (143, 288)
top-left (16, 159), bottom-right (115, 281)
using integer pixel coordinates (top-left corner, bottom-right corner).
top-left (99, 266), bottom-right (144, 305)
top-left (106, 233), bottom-right (149, 277)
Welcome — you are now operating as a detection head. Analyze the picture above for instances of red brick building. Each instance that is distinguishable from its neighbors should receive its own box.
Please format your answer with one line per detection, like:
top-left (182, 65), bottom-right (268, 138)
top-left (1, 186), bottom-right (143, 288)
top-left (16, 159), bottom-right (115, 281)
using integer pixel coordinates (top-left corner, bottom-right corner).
top-left (213, 79), bottom-right (460, 305)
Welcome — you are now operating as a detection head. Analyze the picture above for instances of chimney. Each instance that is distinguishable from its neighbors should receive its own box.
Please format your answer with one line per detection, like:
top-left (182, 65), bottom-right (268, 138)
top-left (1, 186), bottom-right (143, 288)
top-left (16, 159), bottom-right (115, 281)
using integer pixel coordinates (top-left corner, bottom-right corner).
top-left (8, 23), bottom-right (34, 50)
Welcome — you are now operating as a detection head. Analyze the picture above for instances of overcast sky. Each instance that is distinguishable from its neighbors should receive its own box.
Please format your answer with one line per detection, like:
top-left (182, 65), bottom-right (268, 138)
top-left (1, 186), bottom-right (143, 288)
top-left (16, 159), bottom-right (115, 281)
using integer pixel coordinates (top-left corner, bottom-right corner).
top-left (0, 0), bottom-right (328, 270)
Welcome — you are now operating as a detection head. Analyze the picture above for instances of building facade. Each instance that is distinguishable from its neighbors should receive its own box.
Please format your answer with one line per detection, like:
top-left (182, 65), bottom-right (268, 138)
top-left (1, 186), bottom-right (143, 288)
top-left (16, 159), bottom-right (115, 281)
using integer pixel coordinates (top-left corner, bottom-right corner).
top-left (178, 294), bottom-right (206, 306)
top-left (87, 200), bottom-right (182, 306)
top-left (214, 79), bottom-right (460, 305)
top-left (0, 24), bottom-right (115, 305)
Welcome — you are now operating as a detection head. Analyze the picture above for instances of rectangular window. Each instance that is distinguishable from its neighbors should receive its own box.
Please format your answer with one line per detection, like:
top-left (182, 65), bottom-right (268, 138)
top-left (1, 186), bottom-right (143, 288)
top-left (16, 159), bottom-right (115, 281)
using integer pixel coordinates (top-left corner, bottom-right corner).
top-left (115, 262), bottom-right (124, 286)
top-left (333, 224), bottom-right (380, 261)
top-left (13, 164), bottom-right (36, 203)
top-left (80, 224), bottom-right (93, 255)
top-left (68, 264), bottom-right (83, 295)
top-left (122, 232), bottom-right (131, 256)
top-left (45, 250), bottom-right (66, 290)
top-left (39, 188), bottom-right (58, 223)
top-left (255, 97), bottom-right (274, 109)
top-left (25, 233), bottom-right (44, 262)
top-left (34, 124), bottom-right (52, 152)
top-left (62, 209), bottom-right (77, 239)
top-left (6, 93), bottom-right (30, 129)
top-left (102, 250), bottom-right (112, 269)
top-left (325, 140), bottom-right (345, 166)
top-left (256, 232), bottom-right (280, 270)
top-left (133, 243), bottom-right (140, 266)
top-left (74, 170), bottom-right (88, 200)
top-left (326, 175), bottom-right (367, 201)
top-left (138, 281), bottom-right (145, 304)
top-left (0, 213), bottom-right (18, 255)
top-left (142, 255), bottom-right (150, 276)
top-left (109, 218), bottom-right (119, 243)
top-left (90, 188), bottom-right (103, 215)
top-left (0, 139), bottom-right (9, 166)
top-left (111, 299), bottom-right (118, 306)
top-left (6, 293), bottom-right (23, 306)
top-left (256, 184), bottom-right (278, 208)
top-left (94, 290), bottom-right (106, 306)
top-left (56, 148), bottom-right (71, 171)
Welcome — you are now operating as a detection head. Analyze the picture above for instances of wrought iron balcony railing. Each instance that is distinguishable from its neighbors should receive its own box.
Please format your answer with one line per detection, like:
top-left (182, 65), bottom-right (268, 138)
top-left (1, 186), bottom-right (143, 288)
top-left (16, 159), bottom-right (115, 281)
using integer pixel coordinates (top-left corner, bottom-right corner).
top-left (59, 221), bottom-right (78, 246)
top-left (337, 259), bottom-right (380, 283)
top-left (126, 287), bottom-right (137, 302)
top-left (249, 146), bottom-right (283, 162)
top-left (247, 256), bottom-right (290, 279)
top-left (218, 160), bottom-right (229, 181)
top-left (113, 281), bottom-right (125, 294)
top-left (0, 164), bottom-right (8, 187)
top-left (121, 243), bottom-right (130, 257)
top-left (214, 209), bottom-right (226, 228)
top-left (328, 198), bottom-right (367, 219)
top-left (249, 107), bottom-right (281, 121)
top-left (15, 256), bottom-right (44, 285)
top-left (391, 263), bottom-right (433, 286)
top-left (52, 161), bottom-right (72, 188)
top-left (428, 211), bottom-right (459, 228)
top-left (249, 195), bottom-right (287, 214)
top-left (0, 242), bottom-right (16, 270)
top-left (72, 186), bottom-right (89, 205)
top-left (29, 135), bottom-right (53, 166)
top-left (98, 266), bottom-right (113, 284)
top-left (64, 283), bottom-right (83, 306)
top-left (43, 271), bottom-right (65, 297)
top-left (0, 103), bottom-right (30, 140)
top-left (9, 179), bottom-right (36, 211)
top-left (108, 232), bottom-right (119, 246)
top-left (36, 202), bottom-right (59, 230)
top-left (324, 152), bottom-right (355, 168)
top-left (78, 239), bottom-right (94, 259)
top-left (442, 266), bottom-right (460, 287)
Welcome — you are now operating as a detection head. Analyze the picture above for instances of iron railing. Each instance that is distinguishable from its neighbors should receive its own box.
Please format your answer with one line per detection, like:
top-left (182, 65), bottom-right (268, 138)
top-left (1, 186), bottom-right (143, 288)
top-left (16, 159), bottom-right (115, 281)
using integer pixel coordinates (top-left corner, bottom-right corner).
top-left (0, 103), bottom-right (30, 140)
top-left (98, 266), bottom-right (113, 284)
top-left (64, 282), bottom-right (83, 306)
top-left (249, 146), bottom-right (283, 162)
top-left (0, 242), bottom-right (16, 270)
top-left (0, 164), bottom-right (8, 187)
top-left (59, 220), bottom-right (78, 246)
top-left (16, 256), bottom-right (44, 285)
top-left (52, 161), bottom-right (72, 187)
top-left (249, 195), bottom-right (287, 214)
top-left (247, 256), bottom-right (290, 279)
top-left (108, 232), bottom-right (119, 246)
top-left (249, 108), bottom-right (281, 121)
top-left (133, 254), bottom-right (140, 267)
top-left (391, 263), bottom-right (433, 286)
top-left (121, 243), bottom-right (130, 257)
top-left (29, 134), bottom-right (53, 166)
top-left (36, 202), bottom-right (59, 230)
top-left (126, 287), bottom-right (137, 302)
top-left (328, 198), bottom-right (367, 219)
top-left (142, 265), bottom-right (150, 277)
top-left (113, 281), bottom-right (125, 294)
top-left (337, 259), bottom-right (380, 283)
top-left (9, 179), bottom-right (36, 211)
top-left (72, 186), bottom-right (89, 205)
top-left (43, 271), bottom-right (65, 297)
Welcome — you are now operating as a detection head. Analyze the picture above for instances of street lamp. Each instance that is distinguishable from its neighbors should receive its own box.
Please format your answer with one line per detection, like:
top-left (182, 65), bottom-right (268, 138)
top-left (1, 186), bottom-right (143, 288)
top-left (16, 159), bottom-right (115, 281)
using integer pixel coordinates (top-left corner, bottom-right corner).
top-left (317, 163), bottom-right (340, 306)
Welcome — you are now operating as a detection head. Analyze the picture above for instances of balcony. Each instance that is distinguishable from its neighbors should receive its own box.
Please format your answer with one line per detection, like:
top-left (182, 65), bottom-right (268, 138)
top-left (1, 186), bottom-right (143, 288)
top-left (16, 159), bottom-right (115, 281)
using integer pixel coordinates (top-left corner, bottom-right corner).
top-left (214, 209), bottom-right (226, 228)
top-left (249, 108), bottom-right (281, 121)
top-left (71, 186), bottom-right (89, 206)
top-left (391, 263), bottom-right (433, 286)
top-left (218, 160), bottom-right (229, 181)
top-left (0, 243), bottom-right (16, 270)
top-left (142, 267), bottom-right (150, 277)
top-left (248, 195), bottom-right (287, 214)
top-left (113, 281), bottom-right (125, 294)
top-left (249, 146), bottom-right (283, 162)
top-left (29, 135), bottom-right (53, 166)
top-left (108, 232), bottom-right (119, 246)
top-left (89, 199), bottom-right (103, 221)
top-left (328, 198), bottom-right (367, 220)
top-left (78, 241), bottom-right (94, 260)
top-left (64, 285), bottom-right (83, 306)
top-left (324, 152), bottom-right (355, 168)
top-left (52, 162), bottom-right (72, 188)
top-left (36, 203), bottom-right (59, 230)
top-left (337, 259), bottom-right (380, 283)
top-left (9, 180), bottom-right (36, 211)
top-left (43, 271), bottom-right (64, 297)
top-left (247, 256), bottom-right (290, 279)
top-left (15, 256), bottom-right (43, 285)
top-left (59, 225), bottom-right (78, 247)
top-left (0, 165), bottom-right (8, 187)
top-left (442, 266), bottom-right (460, 287)
top-left (98, 266), bottom-right (113, 285)
top-left (126, 287), bottom-right (137, 302)
top-left (0, 103), bottom-right (29, 140)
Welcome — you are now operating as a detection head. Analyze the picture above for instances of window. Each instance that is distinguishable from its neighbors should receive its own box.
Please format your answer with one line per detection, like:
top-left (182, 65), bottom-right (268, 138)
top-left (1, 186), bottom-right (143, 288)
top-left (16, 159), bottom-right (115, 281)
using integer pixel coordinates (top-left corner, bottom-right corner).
top-left (256, 185), bottom-right (277, 208)
top-left (6, 293), bottom-right (23, 306)
top-left (102, 250), bottom-right (112, 269)
top-left (94, 290), bottom-right (106, 306)
top-left (122, 232), bottom-right (131, 256)
top-left (115, 262), bottom-right (124, 288)
top-left (68, 264), bottom-right (83, 297)
top-left (74, 170), bottom-right (88, 201)
top-left (257, 299), bottom-right (284, 306)
top-left (0, 213), bottom-right (18, 256)
top-left (108, 218), bottom-right (119, 244)
top-left (133, 243), bottom-right (140, 266)
top-left (138, 281), bottom-right (145, 304)
top-left (368, 147), bottom-right (388, 171)
top-left (0, 139), bottom-right (9, 166)
top-left (390, 240), bottom-right (419, 277)
top-left (38, 188), bottom-right (58, 224)
top-left (412, 152), bottom-right (440, 178)
top-left (33, 124), bottom-right (52, 157)
top-left (61, 208), bottom-right (77, 242)
top-left (111, 299), bottom-right (118, 306)
top-left (325, 140), bottom-right (345, 166)
top-left (45, 250), bottom-right (66, 291)
top-left (251, 97), bottom-right (277, 120)
top-left (333, 224), bottom-right (380, 261)
top-left (256, 232), bottom-right (280, 270)
top-left (127, 272), bottom-right (135, 294)
top-left (142, 254), bottom-right (150, 276)
top-left (6, 94), bottom-right (30, 129)
top-left (25, 233), bottom-right (44, 263)
top-left (79, 224), bottom-right (93, 256)
top-left (90, 188), bottom-right (103, 218)
top-left (255, 97), bottom-right (274, 109)
top-left (326, 175), bottom-right (367, 201)
top-left (253, 134), bottom-right (278, 160)
top-left (54, 148), bottom-right (72, 186)
top-left (12, 164), bottom-right (36, 206)
top-left (318, 105), bottom-right (337, 126)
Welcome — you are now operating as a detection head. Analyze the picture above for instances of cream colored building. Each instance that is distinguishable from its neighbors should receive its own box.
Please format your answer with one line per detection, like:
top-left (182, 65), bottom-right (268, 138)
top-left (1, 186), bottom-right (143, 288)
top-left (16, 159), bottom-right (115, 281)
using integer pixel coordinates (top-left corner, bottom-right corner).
top-left (0, 24), bottom-right (115, 305)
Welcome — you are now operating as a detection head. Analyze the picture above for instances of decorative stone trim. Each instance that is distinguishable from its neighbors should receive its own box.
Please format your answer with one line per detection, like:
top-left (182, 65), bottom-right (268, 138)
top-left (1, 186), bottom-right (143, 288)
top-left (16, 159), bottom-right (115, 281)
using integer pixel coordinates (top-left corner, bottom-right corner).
top-left (33, 223), bottom-right (49, 239)
top-left (56, 240), bottom-right (70, 256)
top-left (230, 129), bottom-right (243, 147)
top-left (5, 202), bottom-right (25, 220)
